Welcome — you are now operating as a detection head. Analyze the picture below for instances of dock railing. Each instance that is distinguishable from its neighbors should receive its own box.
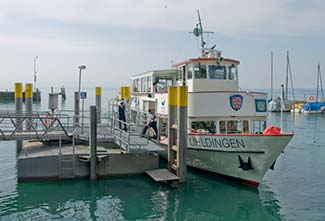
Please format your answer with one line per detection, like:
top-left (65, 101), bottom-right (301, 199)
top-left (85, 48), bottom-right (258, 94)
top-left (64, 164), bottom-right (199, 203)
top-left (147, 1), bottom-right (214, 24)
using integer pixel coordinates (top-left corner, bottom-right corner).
top-left (0, 110), bottom-right (71, 140)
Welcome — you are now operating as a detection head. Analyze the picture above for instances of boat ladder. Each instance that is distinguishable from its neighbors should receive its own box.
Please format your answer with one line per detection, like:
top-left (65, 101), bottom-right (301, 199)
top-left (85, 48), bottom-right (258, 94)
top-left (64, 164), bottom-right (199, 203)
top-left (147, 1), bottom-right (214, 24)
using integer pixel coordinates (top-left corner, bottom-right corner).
top-left (58, 134), bottom-right (76, 179)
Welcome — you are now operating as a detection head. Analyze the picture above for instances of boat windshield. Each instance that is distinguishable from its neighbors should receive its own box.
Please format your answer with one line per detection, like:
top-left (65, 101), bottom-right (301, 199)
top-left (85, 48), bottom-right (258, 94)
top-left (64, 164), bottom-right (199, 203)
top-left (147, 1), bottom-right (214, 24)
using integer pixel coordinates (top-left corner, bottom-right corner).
top-left (187, 63), bottom-right (238, 80)
top-left (194, 64), bottom-right (207, 79)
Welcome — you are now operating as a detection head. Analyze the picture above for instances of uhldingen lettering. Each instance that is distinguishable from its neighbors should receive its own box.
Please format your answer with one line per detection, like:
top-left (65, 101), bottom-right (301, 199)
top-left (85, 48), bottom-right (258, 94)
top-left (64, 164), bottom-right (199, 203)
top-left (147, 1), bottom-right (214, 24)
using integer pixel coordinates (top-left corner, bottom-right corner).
top-left (189, 136), bottom-right (245, 149)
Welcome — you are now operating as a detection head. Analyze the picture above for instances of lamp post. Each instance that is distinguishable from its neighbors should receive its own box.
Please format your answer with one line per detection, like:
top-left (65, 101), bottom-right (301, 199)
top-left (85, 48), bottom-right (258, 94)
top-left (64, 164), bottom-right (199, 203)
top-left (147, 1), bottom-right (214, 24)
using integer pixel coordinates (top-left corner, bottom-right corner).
top-left (78, 65), bottom-right (86, 97)
top-left (33, 56), bottom-right (38, 92)
top-left (75, 65), bottom-right (86, 127)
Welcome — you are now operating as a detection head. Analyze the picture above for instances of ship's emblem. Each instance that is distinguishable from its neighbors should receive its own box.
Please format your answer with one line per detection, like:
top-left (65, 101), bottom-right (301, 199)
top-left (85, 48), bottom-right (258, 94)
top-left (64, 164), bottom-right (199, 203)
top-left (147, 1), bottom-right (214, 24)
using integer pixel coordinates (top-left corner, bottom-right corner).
top-left (230, 94), bottom-right (243, 111)
top-left (161, 99), bottom-right (166, 106)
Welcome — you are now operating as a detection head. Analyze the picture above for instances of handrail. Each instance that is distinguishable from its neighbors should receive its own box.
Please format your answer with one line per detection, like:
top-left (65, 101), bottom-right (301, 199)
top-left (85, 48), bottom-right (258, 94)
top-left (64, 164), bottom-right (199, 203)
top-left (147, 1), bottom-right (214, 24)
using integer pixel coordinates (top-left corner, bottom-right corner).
top-left (112, 117), bottom-right (149, 152)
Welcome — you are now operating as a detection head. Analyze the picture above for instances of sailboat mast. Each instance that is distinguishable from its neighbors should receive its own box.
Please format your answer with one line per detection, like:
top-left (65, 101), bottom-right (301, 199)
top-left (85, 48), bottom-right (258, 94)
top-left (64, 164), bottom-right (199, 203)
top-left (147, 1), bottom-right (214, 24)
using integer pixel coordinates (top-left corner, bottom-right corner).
top-left (316, 63), bottom-right (324, 102)
top-left (319, 64), bottom-right (324, 101)
top-left (271, 51), bottom-right (274, 100)
top-left (285, 51), bottom-right (289, 101)
top-left (197, 10), bottom-right (205, 56)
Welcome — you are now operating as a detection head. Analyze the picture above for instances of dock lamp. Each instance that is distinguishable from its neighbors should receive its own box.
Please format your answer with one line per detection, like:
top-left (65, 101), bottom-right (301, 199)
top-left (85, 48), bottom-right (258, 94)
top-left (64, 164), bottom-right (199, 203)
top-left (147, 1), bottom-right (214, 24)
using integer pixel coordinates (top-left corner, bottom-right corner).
top-left (75, 65), bottom-right (86, 127)
top-left (78, 65), bottom-right (86, 98)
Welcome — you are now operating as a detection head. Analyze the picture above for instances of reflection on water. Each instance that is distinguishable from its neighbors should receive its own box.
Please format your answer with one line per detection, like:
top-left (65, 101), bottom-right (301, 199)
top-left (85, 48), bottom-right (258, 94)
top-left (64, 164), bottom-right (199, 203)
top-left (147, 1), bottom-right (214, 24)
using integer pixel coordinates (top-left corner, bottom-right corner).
top-left (0, 170), bottom-right (282, 220)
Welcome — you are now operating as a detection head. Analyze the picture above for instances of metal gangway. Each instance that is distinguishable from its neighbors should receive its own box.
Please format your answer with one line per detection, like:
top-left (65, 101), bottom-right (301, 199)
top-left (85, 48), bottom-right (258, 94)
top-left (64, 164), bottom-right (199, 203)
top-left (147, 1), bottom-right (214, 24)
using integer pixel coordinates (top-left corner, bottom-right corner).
top-left (0, 110), bottom-right (111, 141)
top-left (0, 105), bottom-right (162, 153)
top-left (0, 110), bottom-right (72, 141)
top-left (108, 100), bottom-right (156, 152)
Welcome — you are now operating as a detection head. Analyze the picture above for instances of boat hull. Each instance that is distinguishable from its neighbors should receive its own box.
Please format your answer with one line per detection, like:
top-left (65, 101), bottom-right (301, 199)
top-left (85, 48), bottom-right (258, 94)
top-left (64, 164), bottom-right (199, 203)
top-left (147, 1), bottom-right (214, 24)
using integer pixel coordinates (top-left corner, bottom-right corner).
top-left (159, 134), bottom-right (293, 186)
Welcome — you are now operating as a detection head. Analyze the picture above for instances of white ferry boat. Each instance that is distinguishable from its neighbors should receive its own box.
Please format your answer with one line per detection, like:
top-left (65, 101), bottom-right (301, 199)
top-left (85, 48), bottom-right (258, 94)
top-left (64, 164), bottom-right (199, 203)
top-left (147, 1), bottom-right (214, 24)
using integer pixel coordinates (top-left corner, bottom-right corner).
top-left (129, 12), bottom-right (294, 186)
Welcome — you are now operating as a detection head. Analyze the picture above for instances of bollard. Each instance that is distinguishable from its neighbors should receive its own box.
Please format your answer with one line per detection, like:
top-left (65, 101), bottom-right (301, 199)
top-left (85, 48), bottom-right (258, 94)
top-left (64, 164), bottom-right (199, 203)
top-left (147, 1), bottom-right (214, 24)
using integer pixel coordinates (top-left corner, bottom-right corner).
top-left (89, 106), bottom-right (97, 180)
top-left (25, 83), bottom-right (33, 131)
top-left (120, 86), bottom-right (131, 101)
top-left (74, 91), bottom-right (80, 126)
top-left (167, 86), bottom-right (188, 183)
top-left (15, 83), bottom-right (23, 154)
top-left (177, 86), bottom-right (188, 183)
top-left (167, 86), bottom-right (178, 172)
top-left (96, 87), bottom-right (102, 124)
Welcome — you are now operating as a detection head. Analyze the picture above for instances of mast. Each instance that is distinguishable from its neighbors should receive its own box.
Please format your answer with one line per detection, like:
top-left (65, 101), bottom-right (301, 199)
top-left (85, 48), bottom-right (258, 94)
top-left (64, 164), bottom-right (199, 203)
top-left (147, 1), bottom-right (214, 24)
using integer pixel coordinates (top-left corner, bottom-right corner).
top-left (319, 64), bottom-right (324, 101)
top-left (270, 51), bottom-right (273, 101)
top-left (190, 10), bottom-right (214, 57)
top-left (197, 10), bottom-right (205, 56)
top-left (316, 63), bottom-right (324, 102)
top-left (288, 52), bottom-right (295, 102)
top-left (285, 51), bottom-right (289, 101)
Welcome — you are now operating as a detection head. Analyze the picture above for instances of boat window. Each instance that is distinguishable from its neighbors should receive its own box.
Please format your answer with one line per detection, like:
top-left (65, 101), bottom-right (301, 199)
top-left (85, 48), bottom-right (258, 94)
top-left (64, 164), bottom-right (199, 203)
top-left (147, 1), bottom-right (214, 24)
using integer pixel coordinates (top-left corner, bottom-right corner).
top-left (191, 121), bottom-right (216, 134)
top-left (252, 120), bottom-right (266, 134)
top-left (219, 120), bottom-right (249, 134)
top-left (227, 120), bottom-right (240, 134)
top-left (132, 79), bottom-right (140, 92)
top-left (228, 65), bottom-right (238, 80)
top-left (209, 65), bottom-right (227, 79)
top-left (243, 120), bottom-right (249, 134)
top-left (141, 77), bottom-right (147, 92)
top-left (154, 78), bottom-right (173, 92)
top-left (176, 69), bottom-right (185, 85)
top-left (147, 76), bottom-right (152, 92)
top-left (194, 64), bottom-right (207, 79)
top-left (219, 121), bottom-right (226, 133)
top-left (187, 65), bottom-right (193, 79)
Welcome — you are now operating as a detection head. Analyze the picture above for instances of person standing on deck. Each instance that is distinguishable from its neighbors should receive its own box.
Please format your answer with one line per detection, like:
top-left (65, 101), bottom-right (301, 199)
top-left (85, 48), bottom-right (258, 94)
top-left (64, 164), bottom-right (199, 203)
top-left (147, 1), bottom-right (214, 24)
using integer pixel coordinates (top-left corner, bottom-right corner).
top-left (118, 102), bottom-right (127, 132)
top-left (141, 109), bottom-right (158, 139)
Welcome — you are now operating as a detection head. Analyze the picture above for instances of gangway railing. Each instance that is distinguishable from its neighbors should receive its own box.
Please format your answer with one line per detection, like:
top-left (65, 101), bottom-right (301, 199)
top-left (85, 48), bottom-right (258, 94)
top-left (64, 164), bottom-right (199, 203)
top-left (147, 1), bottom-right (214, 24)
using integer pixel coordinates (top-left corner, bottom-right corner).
top-left (112, 118), bottom-right (149, 152)
top-left (108, 99), bottom-right (151, 152)
top-left (0, 110), bottom-right (71, 140)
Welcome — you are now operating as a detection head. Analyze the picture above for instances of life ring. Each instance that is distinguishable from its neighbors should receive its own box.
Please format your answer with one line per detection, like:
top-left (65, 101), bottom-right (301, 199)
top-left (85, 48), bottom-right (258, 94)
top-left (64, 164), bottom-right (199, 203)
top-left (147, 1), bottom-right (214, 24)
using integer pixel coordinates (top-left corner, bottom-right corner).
top-left (310, 96), bottom-right (314, 101)
top-left (45, 113), bottom-right (51, 128)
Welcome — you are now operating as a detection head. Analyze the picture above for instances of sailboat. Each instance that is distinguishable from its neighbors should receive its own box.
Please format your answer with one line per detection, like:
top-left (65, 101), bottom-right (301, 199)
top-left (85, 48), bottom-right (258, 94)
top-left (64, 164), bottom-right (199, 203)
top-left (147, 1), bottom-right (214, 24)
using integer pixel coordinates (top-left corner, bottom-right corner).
top-left (302, 64), bottom-right (325, 114)
top-left (268, 51), bottom-right (295, 112)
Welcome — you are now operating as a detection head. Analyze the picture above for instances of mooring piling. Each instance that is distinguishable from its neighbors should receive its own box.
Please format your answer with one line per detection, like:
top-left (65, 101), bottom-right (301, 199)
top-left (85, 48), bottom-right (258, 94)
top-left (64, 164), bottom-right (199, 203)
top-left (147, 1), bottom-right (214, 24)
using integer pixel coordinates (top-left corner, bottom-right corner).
top-left (177, 86), bottom-right (188, 183)
top-left (167, 86), bottom-right (188, 183)
top-left (25, 83), bottom-right (33, 131)
top-left (74, 91), bottom-right (80, 126)
top-left (15, 83), bottom-right (23, 153)
top-left (90, 105), bottom-right (97, 180)
top-left (96, 87), bottom-right (102, 124)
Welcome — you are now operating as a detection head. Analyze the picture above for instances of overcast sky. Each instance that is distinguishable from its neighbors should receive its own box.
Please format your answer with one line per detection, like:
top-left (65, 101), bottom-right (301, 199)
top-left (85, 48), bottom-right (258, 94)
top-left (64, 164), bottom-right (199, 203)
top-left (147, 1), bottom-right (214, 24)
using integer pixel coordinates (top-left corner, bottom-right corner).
top-left (1, 0), bottom-right (325, 91)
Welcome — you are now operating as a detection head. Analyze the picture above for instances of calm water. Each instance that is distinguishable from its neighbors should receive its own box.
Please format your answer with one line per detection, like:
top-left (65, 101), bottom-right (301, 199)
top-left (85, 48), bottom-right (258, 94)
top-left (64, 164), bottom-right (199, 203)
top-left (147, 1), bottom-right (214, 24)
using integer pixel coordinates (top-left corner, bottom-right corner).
top-left (0, 88), bottom-right (325, 220)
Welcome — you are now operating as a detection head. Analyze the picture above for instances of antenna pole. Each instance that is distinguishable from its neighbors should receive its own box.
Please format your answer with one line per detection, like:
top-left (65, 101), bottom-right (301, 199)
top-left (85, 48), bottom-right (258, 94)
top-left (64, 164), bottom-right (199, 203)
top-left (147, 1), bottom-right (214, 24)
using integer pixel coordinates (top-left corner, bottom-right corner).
top-left (197, 10), bottom-right (205, 56)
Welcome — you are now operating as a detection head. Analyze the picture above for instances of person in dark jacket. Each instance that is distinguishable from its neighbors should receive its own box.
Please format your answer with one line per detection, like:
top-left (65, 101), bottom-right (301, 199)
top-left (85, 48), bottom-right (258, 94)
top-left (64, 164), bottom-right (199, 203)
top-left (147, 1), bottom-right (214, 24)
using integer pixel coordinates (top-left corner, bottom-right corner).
top-left (118, 102), bottom-right (127, 132)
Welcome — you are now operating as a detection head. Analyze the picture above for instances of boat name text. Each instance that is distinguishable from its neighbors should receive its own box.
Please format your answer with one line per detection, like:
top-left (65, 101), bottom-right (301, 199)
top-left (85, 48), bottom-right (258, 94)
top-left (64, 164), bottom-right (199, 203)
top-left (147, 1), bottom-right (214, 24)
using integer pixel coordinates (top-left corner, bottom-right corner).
top-left (189, 136), bottom-right (245, 149)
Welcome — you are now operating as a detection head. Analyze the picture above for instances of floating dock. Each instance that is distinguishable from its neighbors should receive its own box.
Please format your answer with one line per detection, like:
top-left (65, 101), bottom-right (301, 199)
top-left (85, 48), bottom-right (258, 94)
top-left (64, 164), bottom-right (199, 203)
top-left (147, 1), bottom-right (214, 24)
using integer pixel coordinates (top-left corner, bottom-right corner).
top-left (18, 141), bottom-right (160, 182)
top-left (0, 84), bottom-right (188, 185)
